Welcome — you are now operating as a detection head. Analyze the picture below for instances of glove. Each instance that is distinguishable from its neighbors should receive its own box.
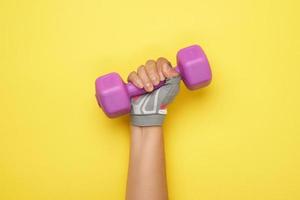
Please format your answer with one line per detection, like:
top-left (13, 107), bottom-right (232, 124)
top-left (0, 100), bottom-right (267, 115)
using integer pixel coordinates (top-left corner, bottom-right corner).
top-left (130, 76), bottom-right (181, 126)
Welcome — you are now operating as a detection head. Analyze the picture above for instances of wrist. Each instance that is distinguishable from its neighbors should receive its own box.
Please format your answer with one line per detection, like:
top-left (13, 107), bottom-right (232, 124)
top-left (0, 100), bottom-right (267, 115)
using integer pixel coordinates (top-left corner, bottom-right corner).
top-left (130, 125), bottom-right (163, 135)
top-left (131, 114), bottom-right (165, 127)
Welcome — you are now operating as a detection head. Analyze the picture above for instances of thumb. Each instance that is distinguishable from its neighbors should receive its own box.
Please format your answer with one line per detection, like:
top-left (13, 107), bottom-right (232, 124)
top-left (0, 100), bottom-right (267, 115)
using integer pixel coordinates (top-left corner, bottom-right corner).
top-left (162, 63), bottom-right (179, 78)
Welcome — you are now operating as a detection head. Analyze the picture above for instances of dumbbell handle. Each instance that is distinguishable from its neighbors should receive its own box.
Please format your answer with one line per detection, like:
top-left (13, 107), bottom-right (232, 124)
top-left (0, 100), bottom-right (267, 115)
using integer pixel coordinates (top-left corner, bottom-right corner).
top-left (126, 66), bottom-right (181, 97)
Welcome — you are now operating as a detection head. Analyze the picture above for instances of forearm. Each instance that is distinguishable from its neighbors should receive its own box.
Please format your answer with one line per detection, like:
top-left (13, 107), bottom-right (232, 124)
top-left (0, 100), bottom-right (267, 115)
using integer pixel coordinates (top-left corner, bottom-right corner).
top-left (125, 59), bottom-right (179, 200)
top-left (126, 126), bottom-right (168, 200)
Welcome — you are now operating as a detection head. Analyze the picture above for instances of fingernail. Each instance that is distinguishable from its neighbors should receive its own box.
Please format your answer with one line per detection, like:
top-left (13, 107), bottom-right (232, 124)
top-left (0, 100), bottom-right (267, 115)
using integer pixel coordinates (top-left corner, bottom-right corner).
top-left (151, 77), bottom-right (159, 86)
top-left (145, 83), bottom-right (153, 91)
top-left (136, 80), bottom-right (143, 88)
top-left (159, 73), bottom-right (165, 81)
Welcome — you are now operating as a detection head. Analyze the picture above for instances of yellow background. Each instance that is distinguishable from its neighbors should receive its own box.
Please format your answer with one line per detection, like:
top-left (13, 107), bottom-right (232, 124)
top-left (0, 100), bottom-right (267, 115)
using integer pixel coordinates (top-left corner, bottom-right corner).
top-left (0, 0), bottom-right (299, 199)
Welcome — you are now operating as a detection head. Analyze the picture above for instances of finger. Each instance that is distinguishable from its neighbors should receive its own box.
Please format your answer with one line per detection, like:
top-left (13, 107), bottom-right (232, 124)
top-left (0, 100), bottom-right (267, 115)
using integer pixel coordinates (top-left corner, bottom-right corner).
top-left (145, 60), bottom-right (160, 86)
top-left (156, 57), bottom-right (167, 81)
top-left (127, 71), bottom-right (144, 88)
top-left (162, 61), bottom-right (179, 78)
top-left (137, 65), bottom-right (153, 92)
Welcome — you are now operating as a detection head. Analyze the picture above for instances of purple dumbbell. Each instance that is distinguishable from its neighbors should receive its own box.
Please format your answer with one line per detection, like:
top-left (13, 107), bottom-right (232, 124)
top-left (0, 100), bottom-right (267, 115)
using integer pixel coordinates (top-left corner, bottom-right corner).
top-left (95, 45), bottom-right (212, 118)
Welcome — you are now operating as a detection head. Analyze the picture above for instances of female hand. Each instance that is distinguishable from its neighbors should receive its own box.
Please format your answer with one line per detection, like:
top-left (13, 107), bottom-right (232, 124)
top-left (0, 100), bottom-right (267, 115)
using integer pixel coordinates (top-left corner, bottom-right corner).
top-left (127, 57), bottom-right (179, 92)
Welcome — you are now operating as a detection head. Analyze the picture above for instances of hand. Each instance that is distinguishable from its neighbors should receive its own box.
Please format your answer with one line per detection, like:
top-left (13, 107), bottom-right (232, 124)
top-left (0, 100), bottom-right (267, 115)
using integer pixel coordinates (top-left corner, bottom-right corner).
top-left (127, 57), bottom-right (181, 127)
top-left (127, 57), bottom-right (179, 92)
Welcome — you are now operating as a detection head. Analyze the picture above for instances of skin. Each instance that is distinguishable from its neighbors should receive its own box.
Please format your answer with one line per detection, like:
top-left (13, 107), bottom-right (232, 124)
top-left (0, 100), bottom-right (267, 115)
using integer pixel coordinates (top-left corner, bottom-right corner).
top-left (126, 58), bottom-right (179, 200)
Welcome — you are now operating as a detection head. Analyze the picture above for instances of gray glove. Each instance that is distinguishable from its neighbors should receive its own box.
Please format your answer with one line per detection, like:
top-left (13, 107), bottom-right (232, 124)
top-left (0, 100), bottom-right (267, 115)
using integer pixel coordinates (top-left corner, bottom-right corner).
top-left (130, 76), bottom-right (181, 126)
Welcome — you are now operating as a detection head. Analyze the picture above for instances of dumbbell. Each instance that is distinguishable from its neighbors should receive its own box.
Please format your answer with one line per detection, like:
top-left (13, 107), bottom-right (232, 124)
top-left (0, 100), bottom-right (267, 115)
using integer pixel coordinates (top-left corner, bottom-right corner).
top-left (95, 45), bottom-right (212, 118)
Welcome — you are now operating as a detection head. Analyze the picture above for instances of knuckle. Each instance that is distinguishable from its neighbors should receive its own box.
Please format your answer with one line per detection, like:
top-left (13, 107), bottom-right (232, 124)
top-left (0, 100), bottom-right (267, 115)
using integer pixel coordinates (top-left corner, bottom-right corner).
top-left (145, 60), bottom-right (159, 78)
top-left (137, 65), bottom-right (145, 73)
top-left (157, 57), bottom-right (168, 64)
top-left (145, 59), bottom-right (156, 67)
top-left (129, 71), bottom-right (137, 77)
top-left (127, 71), bottom-right (136, 80)
top-left (157, 57), bottom-right (171, 70)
